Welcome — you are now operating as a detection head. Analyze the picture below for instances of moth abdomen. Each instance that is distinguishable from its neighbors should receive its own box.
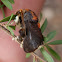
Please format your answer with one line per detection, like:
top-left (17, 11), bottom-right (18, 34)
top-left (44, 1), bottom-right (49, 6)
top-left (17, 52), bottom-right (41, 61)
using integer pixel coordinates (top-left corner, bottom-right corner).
top-left (23, 22), bottom-right (44, 53)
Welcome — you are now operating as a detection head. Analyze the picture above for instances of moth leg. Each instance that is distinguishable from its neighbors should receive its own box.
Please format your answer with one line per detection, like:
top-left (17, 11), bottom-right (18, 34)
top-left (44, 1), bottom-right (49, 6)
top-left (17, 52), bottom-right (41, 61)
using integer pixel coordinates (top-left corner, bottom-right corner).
top-left (20, 41), bottom-right (23, 48)
top-left (12, 35), bottom-right (24, 45)
top-left (18, 35), bottom-right (24, 44)
top-left (12, 36), bottom-right (19, 41)
top-left (12, 36), bottom-right (22, 44)
top-left (17, 28), bottom-right (25, 44)
top-left (19, 29), bottom-right (25, 38)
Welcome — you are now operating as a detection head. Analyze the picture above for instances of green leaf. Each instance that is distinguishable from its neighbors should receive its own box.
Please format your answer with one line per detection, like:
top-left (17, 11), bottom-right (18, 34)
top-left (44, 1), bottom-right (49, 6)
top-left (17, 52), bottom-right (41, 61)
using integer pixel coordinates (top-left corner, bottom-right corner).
top-left (8, 0), bottom-right (14, 4)
top-left (0, 4), bottom-right (4, 8)
top-left (44, 37), bottom-right (48, 42)
top-left (9, 25), bottom-right (16, 30)
top-left (41, 18), bottom-right (47, 33)
top-left (40, 47), bottom-right (54, 62)
top-left (48, 40), bottom-right (62, 45)
top-left (40, 13), bottom-right (42, 21)
top-left (45, 31), bottom-right (56, 43)
top-left (46, 45), bottom-right (61, 60)
top-left (7, 26), bottom-right (14, 36)
top-left (1, 0), bottom-right (12, 10)
top-left (1, 6), bottom-right (5, 18)
top-left (40, 61), bottom-right (42, 62)
top-left (0, 3), bottom-right (5, 18)
top-left (7, 14), bottom-right (14, 25)
top-left (26, 53), bottom-right (31, 58)
top-left (0, 15), bottom-right (16, 23)
top-left (33, 58), bottom-right (35, 62)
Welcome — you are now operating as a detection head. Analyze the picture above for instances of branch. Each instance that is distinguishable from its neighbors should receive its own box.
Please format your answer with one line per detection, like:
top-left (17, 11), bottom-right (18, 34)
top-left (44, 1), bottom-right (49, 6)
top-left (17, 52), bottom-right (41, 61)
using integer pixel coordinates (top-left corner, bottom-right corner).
top-left (0, 24), bottom-right (20, 44)
top-left (31, 52), bottom-right (47, 62)
top-left (0, 24), bottom-right (16, 37)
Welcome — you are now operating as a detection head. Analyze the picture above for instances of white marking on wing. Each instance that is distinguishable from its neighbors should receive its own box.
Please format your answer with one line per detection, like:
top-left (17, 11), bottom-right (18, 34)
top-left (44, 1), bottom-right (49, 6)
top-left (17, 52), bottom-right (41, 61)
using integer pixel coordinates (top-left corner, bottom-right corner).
top-left (14, 16), bottom-right (19, 23)
top-left (30, 32), bottom-right (32, 40)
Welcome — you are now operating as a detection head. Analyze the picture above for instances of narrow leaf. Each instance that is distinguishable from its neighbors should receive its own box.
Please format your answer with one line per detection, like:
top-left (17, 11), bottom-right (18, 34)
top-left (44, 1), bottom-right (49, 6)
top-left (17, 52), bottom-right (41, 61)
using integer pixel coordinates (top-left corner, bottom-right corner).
top-left (33, 57), bottom-right (35, 62)
top-left (8, 0), bottom-right (14, 4)
top-left (26, 53), bottom-right (31, 58)
top-left (45, 31), bottom-right (56, 43)
top-left (44, 37), bottom-right (48, 42)
top-left (1, 7), bottom-right (5, 18)
top-left (46, 45), bottom-right (61, 60)
top-left (0, 4), bottom-right (4, 8)
top-left (0, 15), bottom-right (16, 23)
top-left (9, 25), bottom-right (16, 30)
top-left (7, 14), bottom-right (13, 25)
top-left (1, 0), bottom-right (12, 10)
top-left (40, 61), bottom-right (42, 62)
top-left (40, 13), bottom-right (42, 21)
top-left (48, 40), bottom-right (62, 45)
top-left (40, 47), bottom-right (54, 62)
top-left (41, 18), bottom-right (47, 33)
top-left (0, 3), bottom-right (5, 18)
top-left (7, 26), bottom-right (14, 36)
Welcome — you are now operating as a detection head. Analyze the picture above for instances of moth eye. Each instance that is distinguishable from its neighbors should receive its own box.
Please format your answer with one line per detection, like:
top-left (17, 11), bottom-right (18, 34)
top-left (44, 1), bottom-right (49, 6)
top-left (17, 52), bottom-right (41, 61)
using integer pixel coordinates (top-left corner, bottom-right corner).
top-left (16, 11), bottom-right (21, 15)
top-left (19, 16), bottom-right (22, 23)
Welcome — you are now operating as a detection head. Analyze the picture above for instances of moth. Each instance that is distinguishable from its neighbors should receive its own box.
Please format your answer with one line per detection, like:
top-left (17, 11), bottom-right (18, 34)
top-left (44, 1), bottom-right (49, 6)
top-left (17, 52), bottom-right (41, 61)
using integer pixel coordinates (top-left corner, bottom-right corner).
top-left (14, 9), bottom-right (44, 53)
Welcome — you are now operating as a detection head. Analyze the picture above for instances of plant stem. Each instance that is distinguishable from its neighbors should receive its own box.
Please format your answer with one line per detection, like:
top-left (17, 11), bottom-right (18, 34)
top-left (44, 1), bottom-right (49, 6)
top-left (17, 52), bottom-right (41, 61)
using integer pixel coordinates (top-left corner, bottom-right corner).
top-left (0, 3), bottom-right (5, 18)
top-left (1, 7), bottom-right (5, 18)
top-left (0, 24), bottom-right (20, 44)
top-left (0, 24), bottom-right (15, 37)
top-left (6, 14), bottom-right (13, 26)
top-left (31, 52), bottom-right (47, 62)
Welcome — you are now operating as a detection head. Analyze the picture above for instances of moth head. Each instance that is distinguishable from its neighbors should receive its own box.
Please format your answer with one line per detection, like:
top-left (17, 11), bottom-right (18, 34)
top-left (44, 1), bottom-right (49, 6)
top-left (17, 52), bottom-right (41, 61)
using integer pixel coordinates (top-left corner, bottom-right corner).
top-left (14, 10), bottom-right (22, 24)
